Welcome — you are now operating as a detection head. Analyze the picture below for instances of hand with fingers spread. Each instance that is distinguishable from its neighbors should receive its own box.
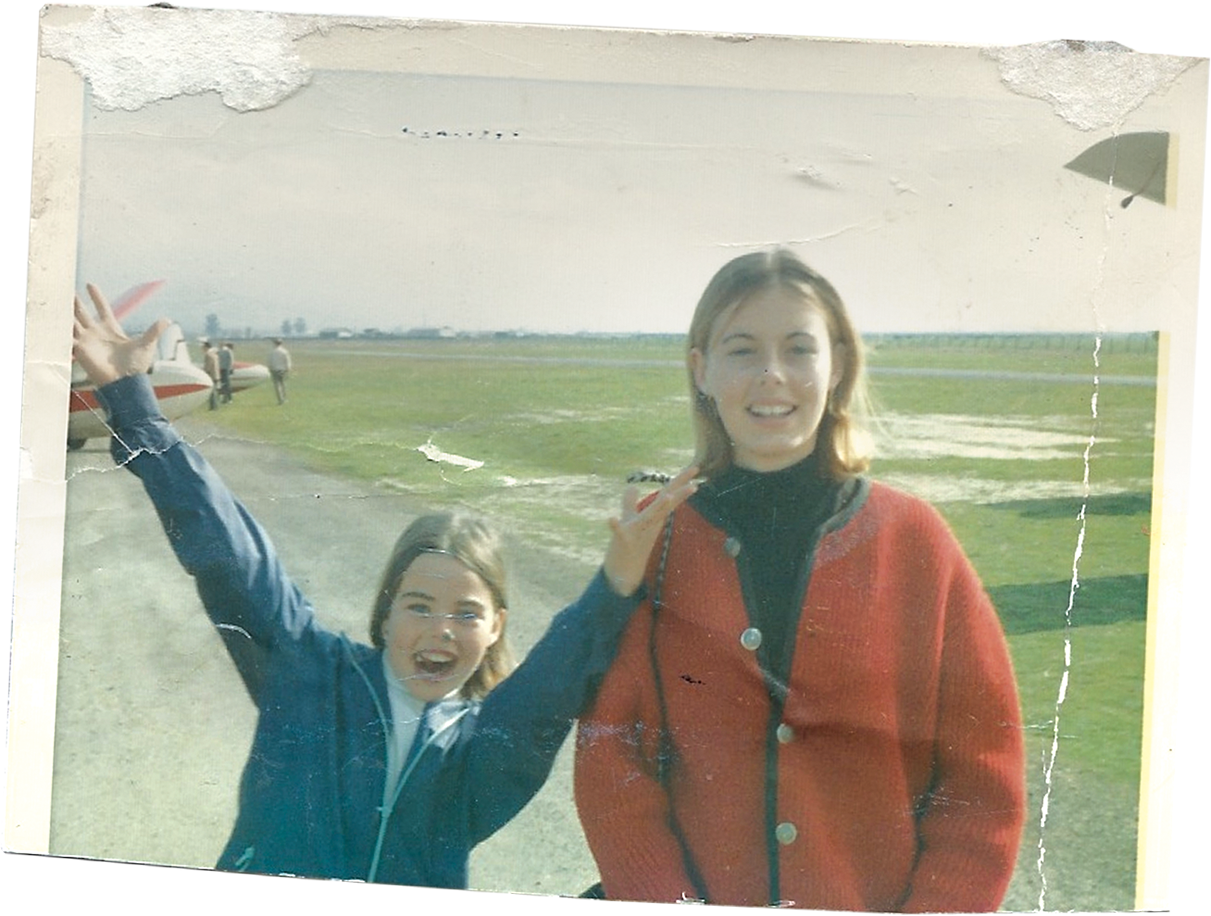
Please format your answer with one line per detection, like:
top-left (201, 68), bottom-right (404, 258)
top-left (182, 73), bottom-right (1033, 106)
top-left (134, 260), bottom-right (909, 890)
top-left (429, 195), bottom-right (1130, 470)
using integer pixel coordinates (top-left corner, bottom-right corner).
top-left (72, 283), bottom-right (171, 388)
top-left (602, 464), bottom-right (699, 596)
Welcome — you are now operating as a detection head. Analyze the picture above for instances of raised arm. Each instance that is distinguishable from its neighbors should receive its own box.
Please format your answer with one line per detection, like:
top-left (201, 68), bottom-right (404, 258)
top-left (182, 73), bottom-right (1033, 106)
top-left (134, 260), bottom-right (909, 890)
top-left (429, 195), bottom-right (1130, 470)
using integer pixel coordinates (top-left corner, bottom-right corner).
top-left (73, 283), bottom-right (170, 385)
top-left (73, 285), bottom-right (319, 701)
top-left (464, 467), bottom-right (697, 845)
top-left (602, 466), bottom-right (698, 598)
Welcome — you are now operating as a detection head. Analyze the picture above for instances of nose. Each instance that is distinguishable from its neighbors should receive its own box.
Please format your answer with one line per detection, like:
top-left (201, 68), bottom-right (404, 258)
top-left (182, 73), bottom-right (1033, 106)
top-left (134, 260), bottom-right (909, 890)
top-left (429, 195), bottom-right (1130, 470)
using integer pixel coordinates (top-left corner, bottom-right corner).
top-left (757, 351), bottom-right (786, 382)
top-left (424, 612), bottom-right (456, 639)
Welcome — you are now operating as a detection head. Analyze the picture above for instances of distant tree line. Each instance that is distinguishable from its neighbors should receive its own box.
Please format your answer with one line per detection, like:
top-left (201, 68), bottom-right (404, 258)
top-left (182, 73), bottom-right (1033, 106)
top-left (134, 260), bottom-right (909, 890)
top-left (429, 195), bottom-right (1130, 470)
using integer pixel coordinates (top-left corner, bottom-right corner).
top-left (200, 314), bottom-right (308, 339)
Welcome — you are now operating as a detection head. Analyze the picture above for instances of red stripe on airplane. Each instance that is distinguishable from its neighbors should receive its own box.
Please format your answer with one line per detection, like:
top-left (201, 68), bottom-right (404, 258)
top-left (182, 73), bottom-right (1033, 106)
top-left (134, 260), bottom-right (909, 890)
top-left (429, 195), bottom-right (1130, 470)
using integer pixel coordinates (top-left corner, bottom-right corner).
top-left (69, 383), bottom-right (211, 414)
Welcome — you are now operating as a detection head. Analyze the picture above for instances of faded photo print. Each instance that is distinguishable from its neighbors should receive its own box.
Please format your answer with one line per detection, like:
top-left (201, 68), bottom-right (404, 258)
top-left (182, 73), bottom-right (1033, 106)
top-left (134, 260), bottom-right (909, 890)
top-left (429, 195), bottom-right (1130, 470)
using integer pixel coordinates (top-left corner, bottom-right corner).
top-left (4, 3), bottom-right (1208, 914)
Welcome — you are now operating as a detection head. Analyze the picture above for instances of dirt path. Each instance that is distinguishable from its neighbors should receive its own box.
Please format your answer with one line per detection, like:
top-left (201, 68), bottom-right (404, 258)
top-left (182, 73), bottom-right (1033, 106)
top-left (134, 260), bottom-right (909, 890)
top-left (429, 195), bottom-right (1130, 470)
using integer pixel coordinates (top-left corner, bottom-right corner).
top-left (53, 419), bottom-right (604, 897)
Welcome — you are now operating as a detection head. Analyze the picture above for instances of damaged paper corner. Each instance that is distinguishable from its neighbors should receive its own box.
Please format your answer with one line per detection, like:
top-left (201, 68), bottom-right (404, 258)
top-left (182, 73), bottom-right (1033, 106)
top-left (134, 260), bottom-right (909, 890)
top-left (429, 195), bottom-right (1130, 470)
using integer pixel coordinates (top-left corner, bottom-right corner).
top-left (38, 6), bottom-right (378, 113)
top-left (985, 39), bottom-right (1200, 131)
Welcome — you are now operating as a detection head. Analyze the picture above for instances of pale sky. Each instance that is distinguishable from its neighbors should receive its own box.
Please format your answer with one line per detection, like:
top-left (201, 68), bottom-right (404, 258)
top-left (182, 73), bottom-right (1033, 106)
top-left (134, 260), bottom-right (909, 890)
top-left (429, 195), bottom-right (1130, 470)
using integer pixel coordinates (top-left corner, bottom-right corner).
top-left (72, 32), bottom-right (1206, 337)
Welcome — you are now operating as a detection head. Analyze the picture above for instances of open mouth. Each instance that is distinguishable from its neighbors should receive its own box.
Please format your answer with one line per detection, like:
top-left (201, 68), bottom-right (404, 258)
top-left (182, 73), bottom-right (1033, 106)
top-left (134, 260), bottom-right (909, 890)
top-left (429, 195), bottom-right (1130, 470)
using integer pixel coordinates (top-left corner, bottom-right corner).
top-left (748, 404), bottom-right (795, 418)
top-left (413, 650), bottom-right (458, 679)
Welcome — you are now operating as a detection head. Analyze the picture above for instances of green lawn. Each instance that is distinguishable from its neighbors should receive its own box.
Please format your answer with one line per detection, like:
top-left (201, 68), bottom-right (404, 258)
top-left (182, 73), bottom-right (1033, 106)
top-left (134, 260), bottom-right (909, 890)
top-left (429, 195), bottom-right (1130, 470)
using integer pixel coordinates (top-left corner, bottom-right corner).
top-left (195, 333), bottom-right (1157, 910)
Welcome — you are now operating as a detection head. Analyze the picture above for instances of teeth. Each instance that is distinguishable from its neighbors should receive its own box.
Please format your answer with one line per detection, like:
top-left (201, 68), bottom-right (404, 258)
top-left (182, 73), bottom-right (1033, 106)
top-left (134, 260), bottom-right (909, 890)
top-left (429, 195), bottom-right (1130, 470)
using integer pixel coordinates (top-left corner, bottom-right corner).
top-left (749, 405), bottom-right (792, 417)
top-left (417, 650), bottom-right (455, 663)
top-left (414, 650), bottom-right (458, 676)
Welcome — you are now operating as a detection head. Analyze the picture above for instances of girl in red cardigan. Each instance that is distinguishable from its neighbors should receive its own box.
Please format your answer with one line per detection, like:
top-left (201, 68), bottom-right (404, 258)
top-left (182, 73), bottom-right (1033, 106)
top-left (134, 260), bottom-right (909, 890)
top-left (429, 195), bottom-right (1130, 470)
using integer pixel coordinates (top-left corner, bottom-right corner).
top-left (574, 249), bottom-right (1026, 911)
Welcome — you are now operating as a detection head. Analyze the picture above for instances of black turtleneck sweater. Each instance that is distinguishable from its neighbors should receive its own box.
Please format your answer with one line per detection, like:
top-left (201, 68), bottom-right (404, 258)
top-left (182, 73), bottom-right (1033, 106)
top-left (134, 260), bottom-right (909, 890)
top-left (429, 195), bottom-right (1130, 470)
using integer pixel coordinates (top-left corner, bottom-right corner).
top-left (690, 452), bottom-right (848, 686)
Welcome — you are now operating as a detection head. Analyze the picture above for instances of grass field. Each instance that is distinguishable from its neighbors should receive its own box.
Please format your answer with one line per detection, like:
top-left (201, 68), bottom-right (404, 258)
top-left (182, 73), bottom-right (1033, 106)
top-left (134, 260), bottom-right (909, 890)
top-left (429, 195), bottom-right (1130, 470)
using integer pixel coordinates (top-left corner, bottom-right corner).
top-left (195, 333), bottom-right (1157, 911)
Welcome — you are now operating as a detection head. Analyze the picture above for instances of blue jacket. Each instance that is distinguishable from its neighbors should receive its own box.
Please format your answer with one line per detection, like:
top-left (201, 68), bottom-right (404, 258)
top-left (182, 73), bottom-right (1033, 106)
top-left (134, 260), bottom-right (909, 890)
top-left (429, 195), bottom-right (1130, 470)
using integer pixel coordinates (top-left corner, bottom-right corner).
top-left (96, 374), bottom-right (640, 888)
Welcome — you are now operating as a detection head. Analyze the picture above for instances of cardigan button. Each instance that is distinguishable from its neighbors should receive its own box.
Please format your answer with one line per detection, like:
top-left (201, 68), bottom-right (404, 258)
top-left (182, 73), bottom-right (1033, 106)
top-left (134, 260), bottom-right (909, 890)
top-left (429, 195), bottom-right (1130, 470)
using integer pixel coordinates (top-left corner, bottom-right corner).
top-left (740, 627), bottom-right (762, 651)
top-left (723, 536), bottom-right (742, 558)
top-left (775, 821), bottom-right (798, 845)
top-left (776, 723), bottom-right (795, 744)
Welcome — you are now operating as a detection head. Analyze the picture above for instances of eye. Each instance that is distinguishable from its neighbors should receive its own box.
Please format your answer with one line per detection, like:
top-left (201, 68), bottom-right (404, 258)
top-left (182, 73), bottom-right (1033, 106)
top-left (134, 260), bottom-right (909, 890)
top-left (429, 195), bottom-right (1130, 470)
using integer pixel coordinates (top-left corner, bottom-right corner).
top-left (454, 606), bottom-right (490, 626)
top-left (402, 602), bottom-right (434, 618)
top-left (787, 333), bottom-right (823, 356)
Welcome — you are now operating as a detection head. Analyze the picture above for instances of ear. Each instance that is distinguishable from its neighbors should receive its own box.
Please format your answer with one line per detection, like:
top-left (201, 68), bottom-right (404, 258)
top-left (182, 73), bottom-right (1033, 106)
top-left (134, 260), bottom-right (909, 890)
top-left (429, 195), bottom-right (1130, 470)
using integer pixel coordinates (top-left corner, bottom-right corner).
top-left (689, 347), bottom-right (710, 397)
top-left (487, 606), bottom-right (506, 646)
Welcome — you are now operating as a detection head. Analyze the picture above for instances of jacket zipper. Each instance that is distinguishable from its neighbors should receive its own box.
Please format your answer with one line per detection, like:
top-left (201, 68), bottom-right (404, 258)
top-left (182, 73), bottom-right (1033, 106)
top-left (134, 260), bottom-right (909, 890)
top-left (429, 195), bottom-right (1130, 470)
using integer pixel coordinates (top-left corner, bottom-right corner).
top-left (346, 640), bottom-right (470, 883)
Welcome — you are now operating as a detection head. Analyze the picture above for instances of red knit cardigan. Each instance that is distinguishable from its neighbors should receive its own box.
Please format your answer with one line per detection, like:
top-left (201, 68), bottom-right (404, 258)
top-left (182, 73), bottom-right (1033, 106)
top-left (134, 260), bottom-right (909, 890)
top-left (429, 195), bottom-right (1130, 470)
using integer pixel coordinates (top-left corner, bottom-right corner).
top-left (574, 481), bottom-right (1025, 912)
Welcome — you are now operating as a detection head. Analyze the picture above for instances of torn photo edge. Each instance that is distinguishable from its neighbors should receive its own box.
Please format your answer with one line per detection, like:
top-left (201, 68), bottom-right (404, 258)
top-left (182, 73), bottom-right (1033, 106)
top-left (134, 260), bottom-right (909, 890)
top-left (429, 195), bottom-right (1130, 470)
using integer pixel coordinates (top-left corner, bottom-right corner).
top-left (4, 2), bottom-right (1210, 914)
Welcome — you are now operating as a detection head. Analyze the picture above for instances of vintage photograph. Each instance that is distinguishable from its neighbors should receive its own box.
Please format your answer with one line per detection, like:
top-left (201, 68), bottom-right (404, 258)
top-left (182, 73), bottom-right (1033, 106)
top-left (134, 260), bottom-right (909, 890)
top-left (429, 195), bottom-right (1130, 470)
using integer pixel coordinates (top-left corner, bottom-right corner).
top-left (5, 2), bottom-right (1209, 913)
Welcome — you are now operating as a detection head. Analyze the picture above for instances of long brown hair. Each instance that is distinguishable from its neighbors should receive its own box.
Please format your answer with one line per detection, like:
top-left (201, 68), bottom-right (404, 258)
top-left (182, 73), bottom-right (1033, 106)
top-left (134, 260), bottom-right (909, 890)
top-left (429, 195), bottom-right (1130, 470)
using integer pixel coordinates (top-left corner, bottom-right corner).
top-left (369, 513), bottom-right (515, 699)
top-left (687, 248), bottom-right (872, 479)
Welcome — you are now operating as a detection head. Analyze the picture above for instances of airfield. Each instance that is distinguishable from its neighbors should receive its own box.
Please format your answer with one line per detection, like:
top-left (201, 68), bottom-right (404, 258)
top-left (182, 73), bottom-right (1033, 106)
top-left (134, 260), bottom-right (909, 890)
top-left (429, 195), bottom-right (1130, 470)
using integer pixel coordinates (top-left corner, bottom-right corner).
top-left (51, 333), bottom-right (1158, 910)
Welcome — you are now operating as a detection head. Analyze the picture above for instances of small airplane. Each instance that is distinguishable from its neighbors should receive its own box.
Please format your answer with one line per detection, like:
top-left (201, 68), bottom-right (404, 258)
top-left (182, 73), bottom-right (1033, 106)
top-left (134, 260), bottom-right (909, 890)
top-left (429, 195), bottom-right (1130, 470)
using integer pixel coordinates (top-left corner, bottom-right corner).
top-left (67, 281), bottom-right (270, 450)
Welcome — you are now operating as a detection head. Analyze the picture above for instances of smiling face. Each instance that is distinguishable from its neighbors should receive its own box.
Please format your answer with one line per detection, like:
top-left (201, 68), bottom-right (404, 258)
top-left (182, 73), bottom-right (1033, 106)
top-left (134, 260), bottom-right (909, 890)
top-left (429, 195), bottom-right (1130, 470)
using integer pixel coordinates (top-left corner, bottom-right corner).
top-left (381, 551), bottom-right (505, 703)
top-left (691, 285), bottom-right (842, 473)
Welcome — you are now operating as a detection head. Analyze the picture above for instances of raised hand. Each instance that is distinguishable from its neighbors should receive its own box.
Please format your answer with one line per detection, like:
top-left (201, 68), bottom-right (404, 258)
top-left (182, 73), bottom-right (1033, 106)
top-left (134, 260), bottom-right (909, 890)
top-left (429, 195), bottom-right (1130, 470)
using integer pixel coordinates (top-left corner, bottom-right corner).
top-left (72, 283), bottom-right (171, 387)
top-left (602, 464), bottom-right (699, 596)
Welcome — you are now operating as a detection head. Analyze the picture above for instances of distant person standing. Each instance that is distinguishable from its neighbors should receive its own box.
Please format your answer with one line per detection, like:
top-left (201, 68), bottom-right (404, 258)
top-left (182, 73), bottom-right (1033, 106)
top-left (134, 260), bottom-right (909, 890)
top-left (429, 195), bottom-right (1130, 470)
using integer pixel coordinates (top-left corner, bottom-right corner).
top-left (218, 342), bottom-right (234, 403)
top-left (269, 338), bottom-right (292, 405)
top-left (202, 341), bottom-right (221, 410)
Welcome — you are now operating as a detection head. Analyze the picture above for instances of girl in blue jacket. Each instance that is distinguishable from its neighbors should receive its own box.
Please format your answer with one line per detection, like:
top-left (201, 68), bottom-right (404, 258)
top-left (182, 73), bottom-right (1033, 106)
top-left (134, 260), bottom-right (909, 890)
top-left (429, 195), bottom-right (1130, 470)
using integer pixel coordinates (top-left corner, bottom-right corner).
top-left (71, 284), bottom-right (697, 888)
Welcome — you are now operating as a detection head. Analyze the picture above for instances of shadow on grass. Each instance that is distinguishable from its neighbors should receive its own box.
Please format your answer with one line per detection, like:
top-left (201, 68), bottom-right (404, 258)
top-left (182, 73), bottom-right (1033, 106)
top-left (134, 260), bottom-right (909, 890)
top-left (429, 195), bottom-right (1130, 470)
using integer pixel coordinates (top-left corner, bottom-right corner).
top-left (989, 574), bottom-right (1147, 635)
top-left (988, 491), bottom-right (1152, 520)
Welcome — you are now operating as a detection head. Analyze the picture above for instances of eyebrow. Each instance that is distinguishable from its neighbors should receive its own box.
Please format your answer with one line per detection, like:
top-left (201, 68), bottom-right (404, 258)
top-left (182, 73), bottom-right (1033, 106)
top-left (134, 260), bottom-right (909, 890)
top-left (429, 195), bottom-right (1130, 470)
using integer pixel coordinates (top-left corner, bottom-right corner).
top-left (395, 590), bottom-right (436, 603)
top-left (395, 590), bottom-right (488, 610)
top-left (718, 330), bottom-right (819, 345)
